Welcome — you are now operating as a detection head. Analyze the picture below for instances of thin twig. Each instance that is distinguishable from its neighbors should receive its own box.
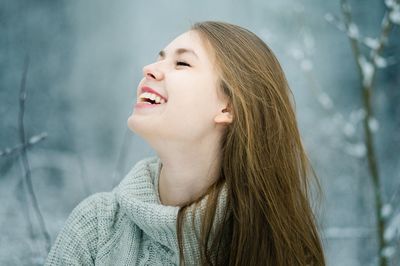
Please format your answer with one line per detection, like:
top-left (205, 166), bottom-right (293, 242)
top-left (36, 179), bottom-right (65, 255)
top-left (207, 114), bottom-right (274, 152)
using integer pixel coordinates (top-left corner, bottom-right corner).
top-left (339, 0), bottom-right (398, 265)
top-left (293, 10), bottom-right (361, 146)
top-left (0, 132), bottom-right (47, 157)
top-left (15, 170), bottom-right (35, 240)
top-left (75, 151), bottom-right (91, 196)
top-left (58, 122), bottom-right (91, 196)
top-left (18, 55), bottom-right (51, 254)
top-left (112, 127), bottom-right (131, 187)
top-left (369, 8), bottom-right (395, 63)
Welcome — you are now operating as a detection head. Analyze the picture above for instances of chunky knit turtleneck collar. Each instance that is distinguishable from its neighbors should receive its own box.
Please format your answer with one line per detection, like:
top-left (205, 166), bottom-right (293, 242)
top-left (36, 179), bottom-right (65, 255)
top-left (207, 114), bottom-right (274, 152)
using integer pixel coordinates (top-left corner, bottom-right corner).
top-left (114, 156), bottom-right (228, 264)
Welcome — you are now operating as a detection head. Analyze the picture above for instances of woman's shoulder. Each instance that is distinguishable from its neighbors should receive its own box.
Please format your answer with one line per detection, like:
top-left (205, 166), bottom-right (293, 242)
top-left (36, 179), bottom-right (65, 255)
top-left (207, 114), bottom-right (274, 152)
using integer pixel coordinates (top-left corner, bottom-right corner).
top-left (70, 191), bottom-right (118, 221)
top-left (55, 191), bottom-right (122, 242)
top-left (45, 191), bottom-right (128, 265)
top-left (74, 155), bottom-right (159, 218)
top-left (71, 191), bottom-right (129, 238)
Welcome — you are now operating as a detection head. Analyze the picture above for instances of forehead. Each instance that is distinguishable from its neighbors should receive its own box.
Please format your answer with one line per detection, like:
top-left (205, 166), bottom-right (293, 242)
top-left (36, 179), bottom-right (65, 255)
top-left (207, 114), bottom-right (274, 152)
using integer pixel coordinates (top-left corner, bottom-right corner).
top-left (163, 30), bottom-right (213, 62)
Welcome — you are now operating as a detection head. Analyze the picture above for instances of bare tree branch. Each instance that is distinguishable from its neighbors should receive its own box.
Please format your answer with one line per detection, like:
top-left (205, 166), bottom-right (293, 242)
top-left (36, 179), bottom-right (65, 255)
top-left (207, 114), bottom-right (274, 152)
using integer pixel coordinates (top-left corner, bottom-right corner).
top-left (338, 0), bottom-right (399, 265)
top-left (18, 55), bottom-right (51, 254)
top-left (0, 132), bottom-right (47, 157)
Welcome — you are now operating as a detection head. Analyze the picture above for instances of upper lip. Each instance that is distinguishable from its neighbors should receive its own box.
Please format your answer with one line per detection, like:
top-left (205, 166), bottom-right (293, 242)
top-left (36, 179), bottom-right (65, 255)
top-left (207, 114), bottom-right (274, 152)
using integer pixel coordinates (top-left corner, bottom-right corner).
top-left (140, 86), bottom-right (168, 102)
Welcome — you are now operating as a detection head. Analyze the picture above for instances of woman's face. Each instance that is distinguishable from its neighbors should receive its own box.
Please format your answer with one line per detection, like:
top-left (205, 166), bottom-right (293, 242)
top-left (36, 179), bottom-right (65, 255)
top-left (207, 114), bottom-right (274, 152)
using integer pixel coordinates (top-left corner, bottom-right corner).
top-left (127, 30), bottom-right (230, 145)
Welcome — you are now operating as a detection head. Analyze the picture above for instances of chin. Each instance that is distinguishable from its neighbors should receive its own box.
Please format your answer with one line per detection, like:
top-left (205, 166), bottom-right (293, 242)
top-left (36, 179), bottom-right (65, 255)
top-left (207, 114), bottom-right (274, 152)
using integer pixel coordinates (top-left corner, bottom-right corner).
top-left (127, 114), bottom-right (157, 140)
top-left (127, 114), bottom-right (140, 134)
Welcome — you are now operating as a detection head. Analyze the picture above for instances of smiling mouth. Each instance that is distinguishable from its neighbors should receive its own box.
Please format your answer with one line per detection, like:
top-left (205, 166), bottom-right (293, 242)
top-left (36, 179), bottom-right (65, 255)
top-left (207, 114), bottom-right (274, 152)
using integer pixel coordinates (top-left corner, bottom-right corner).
top-left (140, 86), bottom-right (168, 103)
top-left (135, 97), bottom-right (168, 109)
top-left (138, 92), bottom-right (167, 105)
top-left (141, 98), bottom-right (162, 105)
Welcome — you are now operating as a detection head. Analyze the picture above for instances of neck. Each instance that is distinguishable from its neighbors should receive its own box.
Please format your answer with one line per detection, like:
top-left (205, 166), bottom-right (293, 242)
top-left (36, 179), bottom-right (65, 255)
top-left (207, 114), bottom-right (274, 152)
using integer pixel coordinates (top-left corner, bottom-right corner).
top-left (156, 139), bottom-right (222, 207)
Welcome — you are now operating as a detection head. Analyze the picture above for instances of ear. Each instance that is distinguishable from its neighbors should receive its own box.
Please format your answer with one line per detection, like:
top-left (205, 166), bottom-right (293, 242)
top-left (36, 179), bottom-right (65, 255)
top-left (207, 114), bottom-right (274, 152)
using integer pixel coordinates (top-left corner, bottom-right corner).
top-left (214, 106), bottom-right (233, 124)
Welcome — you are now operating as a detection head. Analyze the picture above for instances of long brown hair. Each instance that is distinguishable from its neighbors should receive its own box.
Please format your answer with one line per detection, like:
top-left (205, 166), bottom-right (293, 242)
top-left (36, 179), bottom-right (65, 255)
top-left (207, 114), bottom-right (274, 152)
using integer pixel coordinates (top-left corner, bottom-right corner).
top-left (176, 21), bottom-right (325, 266)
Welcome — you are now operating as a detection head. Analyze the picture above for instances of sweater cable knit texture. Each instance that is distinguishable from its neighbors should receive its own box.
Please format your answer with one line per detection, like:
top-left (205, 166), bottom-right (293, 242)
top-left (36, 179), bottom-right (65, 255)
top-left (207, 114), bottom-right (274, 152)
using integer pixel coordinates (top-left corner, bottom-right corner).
top-left (45, 156), bottom-right (228, 265)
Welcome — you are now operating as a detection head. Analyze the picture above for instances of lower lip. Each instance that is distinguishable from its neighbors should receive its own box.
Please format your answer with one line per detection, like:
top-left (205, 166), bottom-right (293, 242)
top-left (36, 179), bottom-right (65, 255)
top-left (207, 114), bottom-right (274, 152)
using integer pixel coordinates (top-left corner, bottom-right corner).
top-left (134, 102), bottom-right (166, 109)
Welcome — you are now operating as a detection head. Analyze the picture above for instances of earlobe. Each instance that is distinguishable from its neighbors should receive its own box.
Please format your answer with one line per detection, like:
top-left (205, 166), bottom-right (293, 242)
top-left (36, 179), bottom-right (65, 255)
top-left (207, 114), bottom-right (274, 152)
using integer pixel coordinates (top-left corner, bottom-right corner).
top-left (214, 107), bottom-right (233, 124)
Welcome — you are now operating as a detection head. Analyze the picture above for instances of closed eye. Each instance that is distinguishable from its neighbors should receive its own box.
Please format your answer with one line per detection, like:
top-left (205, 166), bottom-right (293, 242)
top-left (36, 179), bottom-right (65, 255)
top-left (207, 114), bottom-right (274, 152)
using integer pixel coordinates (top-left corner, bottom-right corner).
top-left (176, 61), bottom-right (191, 67)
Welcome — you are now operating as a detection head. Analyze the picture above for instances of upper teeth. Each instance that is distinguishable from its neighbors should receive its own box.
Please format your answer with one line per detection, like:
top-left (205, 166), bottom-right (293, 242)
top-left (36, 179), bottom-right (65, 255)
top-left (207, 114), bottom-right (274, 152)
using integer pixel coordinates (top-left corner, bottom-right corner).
top-left (139, 92), bottom-right (166, 104)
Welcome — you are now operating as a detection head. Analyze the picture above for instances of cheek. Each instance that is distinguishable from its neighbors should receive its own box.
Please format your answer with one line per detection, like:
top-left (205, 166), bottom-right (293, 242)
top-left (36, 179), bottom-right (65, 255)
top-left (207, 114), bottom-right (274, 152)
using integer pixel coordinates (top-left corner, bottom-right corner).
top-left (167, 94), bottom-right (204, 123)
top-left (166, 87), bottom-right (218, 134)
top-left (170, 76), bottom-right (217, 115)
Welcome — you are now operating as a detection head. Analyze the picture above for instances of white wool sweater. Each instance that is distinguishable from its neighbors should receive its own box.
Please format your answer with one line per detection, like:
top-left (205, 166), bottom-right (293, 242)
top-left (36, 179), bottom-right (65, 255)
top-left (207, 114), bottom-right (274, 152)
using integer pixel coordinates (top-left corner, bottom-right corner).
top-left (45, 156), bottom-right (228, 265)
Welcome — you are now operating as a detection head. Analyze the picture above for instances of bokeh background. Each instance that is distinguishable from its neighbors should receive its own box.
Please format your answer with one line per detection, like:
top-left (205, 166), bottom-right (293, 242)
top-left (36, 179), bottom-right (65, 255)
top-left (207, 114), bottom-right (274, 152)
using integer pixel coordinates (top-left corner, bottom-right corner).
top-left (1, 0), bottom-right (399, 265)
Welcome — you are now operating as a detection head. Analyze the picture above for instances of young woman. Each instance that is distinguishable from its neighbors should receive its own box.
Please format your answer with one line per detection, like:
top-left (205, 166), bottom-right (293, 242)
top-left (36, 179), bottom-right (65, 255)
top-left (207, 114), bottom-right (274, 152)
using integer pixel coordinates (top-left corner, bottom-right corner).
top-left (45, 21), bottom-right (325, 265)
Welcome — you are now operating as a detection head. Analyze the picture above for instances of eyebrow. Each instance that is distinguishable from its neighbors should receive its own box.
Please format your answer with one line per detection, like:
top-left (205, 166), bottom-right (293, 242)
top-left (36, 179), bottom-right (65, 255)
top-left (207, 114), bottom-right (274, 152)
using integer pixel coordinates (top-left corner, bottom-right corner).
top-left (158, 48), bottom-right (199, 59)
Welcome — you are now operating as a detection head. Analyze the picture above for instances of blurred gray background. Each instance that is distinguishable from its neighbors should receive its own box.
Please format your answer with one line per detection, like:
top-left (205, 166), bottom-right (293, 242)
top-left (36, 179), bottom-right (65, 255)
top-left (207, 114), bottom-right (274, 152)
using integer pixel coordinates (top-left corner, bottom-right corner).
top-left (1, 0), bottom-right (399, 265)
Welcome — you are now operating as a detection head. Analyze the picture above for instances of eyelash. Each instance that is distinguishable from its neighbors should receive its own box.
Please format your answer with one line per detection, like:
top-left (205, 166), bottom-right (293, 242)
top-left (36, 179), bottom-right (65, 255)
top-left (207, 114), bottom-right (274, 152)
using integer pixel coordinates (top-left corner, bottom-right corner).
top-left (176, 61), bottom-right (191, 67)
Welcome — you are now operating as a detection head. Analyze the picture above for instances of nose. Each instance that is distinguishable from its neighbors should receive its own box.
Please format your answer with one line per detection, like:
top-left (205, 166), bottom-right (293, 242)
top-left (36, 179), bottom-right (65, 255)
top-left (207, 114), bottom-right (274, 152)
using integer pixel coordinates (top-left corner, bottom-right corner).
top-left (143, 62), bottom-right (164, 81)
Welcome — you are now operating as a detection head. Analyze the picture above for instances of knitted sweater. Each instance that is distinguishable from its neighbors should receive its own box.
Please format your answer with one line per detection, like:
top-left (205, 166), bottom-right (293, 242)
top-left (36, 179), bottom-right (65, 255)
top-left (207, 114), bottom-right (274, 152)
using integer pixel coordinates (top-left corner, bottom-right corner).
top-left (45, 156), bottom-right (228, 265)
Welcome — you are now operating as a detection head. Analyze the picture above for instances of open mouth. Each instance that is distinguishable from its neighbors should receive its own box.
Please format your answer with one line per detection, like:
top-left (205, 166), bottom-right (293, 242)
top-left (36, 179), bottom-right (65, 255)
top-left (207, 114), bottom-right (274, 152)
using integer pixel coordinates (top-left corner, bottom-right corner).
top-left (138, 92), bottom-right (167, 105)
top-left (141, 98), bottom-right (162, 105)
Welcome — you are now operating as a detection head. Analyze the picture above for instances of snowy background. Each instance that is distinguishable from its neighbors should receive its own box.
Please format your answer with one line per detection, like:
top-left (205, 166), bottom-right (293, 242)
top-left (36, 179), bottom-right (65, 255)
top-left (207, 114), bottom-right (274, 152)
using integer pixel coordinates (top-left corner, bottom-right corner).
top-left (1, 0), bottom-right (399, 265)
